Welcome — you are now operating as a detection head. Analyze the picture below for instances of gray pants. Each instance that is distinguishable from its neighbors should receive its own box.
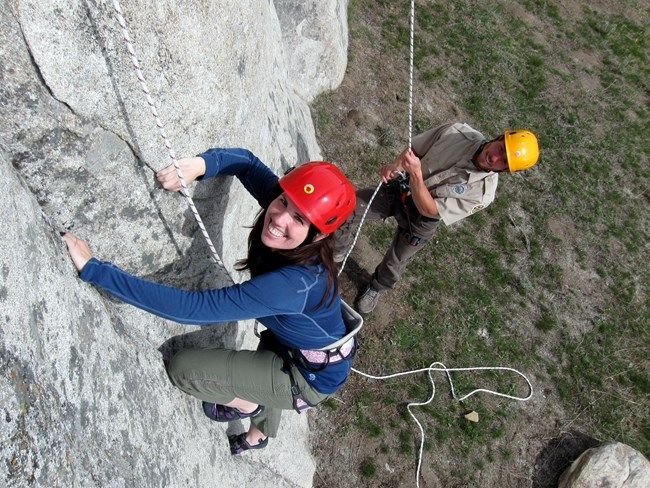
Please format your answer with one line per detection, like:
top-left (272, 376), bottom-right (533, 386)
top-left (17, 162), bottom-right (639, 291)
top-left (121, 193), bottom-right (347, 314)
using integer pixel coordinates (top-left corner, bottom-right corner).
top-left (166, 339), bottom-right (328, 437)
top-left (335, 183), bottom-right (439, 291)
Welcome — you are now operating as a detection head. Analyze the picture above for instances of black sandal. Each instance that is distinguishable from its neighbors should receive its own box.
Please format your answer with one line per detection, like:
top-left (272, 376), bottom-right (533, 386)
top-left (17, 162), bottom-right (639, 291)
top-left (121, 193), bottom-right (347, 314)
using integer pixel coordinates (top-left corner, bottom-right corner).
top-left (228, 433), bottom-right (269, 455)
top-left (202, 402), bottom-right (265, 422)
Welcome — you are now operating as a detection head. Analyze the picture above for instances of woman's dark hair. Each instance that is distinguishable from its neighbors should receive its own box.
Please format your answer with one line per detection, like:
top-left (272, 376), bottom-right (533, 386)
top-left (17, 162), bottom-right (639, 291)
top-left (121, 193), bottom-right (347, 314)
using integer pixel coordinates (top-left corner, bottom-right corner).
top-left (235, 184), bottom-right (339, 307)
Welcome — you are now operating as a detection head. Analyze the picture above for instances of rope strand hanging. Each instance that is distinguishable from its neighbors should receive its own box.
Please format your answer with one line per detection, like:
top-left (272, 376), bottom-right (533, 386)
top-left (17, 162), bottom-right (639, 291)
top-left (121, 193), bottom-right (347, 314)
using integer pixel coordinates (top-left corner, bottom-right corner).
top-left (407, 0), bottom-right (416, 148)
top-left (337, 0), bottom-right (417, 274)
top-left (111, 0), bottom-right (229, 276)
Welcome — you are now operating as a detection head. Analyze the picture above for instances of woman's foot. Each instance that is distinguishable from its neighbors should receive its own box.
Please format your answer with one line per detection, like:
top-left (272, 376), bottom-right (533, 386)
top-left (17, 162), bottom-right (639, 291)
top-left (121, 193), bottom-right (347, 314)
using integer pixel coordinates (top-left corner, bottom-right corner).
top-left (228, 433), bottom-right (268, 455)
top-left (202, 402), bottom-right (265, 422)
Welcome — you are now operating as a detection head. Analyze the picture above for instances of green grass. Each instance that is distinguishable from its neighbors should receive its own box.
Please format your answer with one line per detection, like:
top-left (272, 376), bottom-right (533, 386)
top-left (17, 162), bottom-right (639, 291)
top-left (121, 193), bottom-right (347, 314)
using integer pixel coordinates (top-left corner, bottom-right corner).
top-left (367, 222), bottom-right (394, 249)
top-left (320, 398), bottom-right (339, 411)
top-left (360, 457), bottom-right (377, 477)
top-left (399, 429), bottom-right (414, 455)
top-left (534, 310), bottom-right (557, 332)
top-left (311, 0), bottom-right (649, 481)
top-left (354, 411), bottom-right (383, 437)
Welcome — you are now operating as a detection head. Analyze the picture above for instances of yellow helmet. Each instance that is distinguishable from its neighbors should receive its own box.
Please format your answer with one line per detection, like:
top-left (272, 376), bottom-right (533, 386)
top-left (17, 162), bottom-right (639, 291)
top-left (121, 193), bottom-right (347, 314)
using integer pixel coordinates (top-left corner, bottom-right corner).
top-left (504, 130), bottom-right (539, 172)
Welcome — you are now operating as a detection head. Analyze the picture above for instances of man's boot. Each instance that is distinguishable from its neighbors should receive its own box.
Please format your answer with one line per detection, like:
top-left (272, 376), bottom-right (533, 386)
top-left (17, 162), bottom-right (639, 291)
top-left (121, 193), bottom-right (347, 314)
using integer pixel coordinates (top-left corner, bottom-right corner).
top-left (355, 283), bottom-right (383, 314)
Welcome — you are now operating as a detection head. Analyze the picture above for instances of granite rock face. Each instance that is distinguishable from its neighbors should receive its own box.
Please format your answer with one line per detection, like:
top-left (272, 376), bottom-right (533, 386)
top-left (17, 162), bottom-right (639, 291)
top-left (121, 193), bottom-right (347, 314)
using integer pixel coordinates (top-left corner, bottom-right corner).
top-left (274, 0), bottom-right (349, 102)
top-left (559, 442), bottom-right (650, 488)
top-left (0, 1), bottom-right (347, 486)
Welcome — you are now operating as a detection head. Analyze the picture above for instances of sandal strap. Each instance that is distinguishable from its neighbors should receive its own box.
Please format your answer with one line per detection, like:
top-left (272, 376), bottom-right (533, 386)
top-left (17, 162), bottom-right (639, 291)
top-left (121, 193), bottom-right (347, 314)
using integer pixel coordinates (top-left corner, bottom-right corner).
top-left (203, 402), bottom-right (265, 422)
top-left (228, 433), bottom-right (268, 455)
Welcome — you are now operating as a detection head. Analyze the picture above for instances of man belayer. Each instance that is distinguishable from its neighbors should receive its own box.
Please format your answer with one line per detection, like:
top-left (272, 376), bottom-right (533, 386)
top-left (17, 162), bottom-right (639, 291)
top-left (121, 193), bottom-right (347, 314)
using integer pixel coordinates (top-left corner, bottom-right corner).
top-left (335, 123), bottom-right (540, 314)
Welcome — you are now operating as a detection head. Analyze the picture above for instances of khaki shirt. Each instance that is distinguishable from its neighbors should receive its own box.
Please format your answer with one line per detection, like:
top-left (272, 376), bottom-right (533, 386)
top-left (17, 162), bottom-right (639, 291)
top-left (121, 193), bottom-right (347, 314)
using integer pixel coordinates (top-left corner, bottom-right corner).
top-left (411, 123), bottom-right (498, 225)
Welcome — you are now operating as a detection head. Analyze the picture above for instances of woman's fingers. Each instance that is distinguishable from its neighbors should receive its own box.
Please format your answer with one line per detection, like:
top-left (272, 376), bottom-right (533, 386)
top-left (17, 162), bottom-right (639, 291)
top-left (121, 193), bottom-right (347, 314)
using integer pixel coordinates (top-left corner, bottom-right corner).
top-left (155, 157), bottom-right (204, 192)
top-left (62, 233), bottom-right (93, 271)
top-left (155, 167), bottom-right (181, 191)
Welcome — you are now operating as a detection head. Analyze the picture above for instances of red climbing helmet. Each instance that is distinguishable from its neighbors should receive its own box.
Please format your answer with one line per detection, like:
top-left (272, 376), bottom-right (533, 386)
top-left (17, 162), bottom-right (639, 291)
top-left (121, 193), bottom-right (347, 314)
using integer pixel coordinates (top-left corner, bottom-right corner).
top-left (279, 162), bottom-right (356, 234)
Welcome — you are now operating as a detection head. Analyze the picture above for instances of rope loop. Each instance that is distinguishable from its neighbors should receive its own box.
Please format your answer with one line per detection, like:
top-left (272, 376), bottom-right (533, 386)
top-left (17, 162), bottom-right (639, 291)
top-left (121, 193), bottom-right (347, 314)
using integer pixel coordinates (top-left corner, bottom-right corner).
top-left (353, 363), bottom-right (533, 487)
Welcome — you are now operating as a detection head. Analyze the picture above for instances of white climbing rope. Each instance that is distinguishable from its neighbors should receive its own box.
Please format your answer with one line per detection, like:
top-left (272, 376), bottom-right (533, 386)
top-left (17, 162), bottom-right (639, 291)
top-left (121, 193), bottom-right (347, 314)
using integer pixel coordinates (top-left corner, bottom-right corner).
top-left (338, 3), bottom-right (534, 487)
top-left (352, 363), bottom-right (533, 487)
top-left (407, 0), bottom-right (416, 149)
top-left (337, 0), bottom-right (417, 274)
top-left (111, 0), bottom-right (226, 272)
top-left (336, 181), bottom-right (382, 275)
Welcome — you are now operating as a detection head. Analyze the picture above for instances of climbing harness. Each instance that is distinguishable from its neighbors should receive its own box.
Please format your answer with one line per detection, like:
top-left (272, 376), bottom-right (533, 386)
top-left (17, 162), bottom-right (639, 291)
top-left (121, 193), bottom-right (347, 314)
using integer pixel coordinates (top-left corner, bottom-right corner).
top-left (294, 337), bottom-right (357, 372)
top-left (254, 301), bottom-right (363, 413)
top-left (295, 301), bottom-right (361, 373)
top-left (109, 2), bottom-right (533, 487)
top-left (254, 328), bottom-right (335, 414)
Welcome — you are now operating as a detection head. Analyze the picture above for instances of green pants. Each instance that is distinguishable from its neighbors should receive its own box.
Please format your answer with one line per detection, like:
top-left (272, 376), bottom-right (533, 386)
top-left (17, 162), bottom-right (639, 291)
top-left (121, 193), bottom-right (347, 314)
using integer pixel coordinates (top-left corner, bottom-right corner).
top-left (165, 340), bottom-right (329, 437)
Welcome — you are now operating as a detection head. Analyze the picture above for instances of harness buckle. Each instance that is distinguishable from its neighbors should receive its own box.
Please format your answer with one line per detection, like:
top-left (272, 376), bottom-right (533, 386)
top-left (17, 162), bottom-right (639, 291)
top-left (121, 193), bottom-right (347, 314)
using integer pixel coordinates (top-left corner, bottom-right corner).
top-left (396, 172), bottom-right (411, 195)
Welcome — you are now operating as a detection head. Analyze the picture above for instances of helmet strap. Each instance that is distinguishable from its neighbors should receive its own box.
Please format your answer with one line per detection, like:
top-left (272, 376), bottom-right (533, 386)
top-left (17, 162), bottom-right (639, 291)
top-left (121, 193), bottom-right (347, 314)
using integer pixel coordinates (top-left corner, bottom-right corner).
top-left (299, 225), bottom-right (322, 247)
top-left (312, 232), bottom-right (329, 243)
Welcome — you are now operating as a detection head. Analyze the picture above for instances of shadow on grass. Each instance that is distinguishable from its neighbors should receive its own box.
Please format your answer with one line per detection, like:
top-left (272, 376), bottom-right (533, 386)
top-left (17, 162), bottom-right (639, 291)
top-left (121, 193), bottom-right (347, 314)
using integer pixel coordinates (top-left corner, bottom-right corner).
top-left (339, 257), bottom-right (373, 297)
top-left (532, 430), bottom-right (600, 488)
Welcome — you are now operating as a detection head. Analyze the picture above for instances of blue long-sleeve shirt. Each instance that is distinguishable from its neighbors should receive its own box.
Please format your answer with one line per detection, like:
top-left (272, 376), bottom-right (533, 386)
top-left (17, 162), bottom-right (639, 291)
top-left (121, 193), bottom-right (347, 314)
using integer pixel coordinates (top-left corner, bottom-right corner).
top-left (80, 148), bottom-right (351, 394)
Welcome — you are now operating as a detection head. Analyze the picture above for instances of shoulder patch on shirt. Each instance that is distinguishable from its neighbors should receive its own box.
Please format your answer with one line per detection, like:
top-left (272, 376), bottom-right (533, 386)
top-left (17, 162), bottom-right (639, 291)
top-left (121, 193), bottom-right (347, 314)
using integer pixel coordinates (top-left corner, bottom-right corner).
top-left (452, 184), bottom-right (466, 195)
top-left (470, 204), bottom-right (485, 214)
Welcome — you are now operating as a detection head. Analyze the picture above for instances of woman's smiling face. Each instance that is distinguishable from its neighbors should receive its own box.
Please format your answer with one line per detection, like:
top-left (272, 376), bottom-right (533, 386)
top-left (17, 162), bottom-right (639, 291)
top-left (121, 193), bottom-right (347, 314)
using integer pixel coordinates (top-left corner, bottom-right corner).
top-left (261, 193), bottom-right (312, 250)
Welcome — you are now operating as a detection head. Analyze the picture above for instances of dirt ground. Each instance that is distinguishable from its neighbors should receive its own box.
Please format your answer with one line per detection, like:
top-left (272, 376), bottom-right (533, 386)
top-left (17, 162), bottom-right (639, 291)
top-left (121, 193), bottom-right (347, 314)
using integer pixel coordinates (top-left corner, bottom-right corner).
top-left (305, 0), bottom-right (648, 487)
top-left (309, 238), bottom-right (583, 488)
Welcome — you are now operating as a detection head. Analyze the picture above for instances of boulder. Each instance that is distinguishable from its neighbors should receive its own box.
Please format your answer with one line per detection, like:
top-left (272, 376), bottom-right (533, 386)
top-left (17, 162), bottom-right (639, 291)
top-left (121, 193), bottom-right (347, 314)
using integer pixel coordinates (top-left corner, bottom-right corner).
top-left (0, 0), bottom-right (348, 486)
top-left (274, 0), bottom-right (349, 102)
top-left (559, 441), bottom-right (650, 488)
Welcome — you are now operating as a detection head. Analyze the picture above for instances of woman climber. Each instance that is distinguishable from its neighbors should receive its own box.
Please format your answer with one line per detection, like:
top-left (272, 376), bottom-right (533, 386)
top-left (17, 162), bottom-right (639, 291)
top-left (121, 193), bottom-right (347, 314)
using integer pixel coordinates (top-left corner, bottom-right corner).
top-left (63, 148), bottom-right (357, 454)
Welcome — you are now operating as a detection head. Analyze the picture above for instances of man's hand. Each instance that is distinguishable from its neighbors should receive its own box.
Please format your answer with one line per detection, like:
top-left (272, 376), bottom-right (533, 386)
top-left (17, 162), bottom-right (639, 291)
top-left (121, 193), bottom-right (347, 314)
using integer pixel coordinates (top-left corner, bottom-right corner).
top-left (62, 233), bottom-right (93, 271)
top-left (155, 156), bottom-right (206, 192)
top-left (401, 149), bottom-right (423, 180)
top-left (399, 148), bottom-right (438, 218)
top-left (379, 148), bottom-right (409, 183)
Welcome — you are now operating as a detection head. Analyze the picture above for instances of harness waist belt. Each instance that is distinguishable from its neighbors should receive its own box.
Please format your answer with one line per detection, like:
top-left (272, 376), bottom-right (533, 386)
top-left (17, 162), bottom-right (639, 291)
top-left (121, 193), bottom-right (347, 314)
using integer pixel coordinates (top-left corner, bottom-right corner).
top-left (299, 336), bottom-right (356, 365)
